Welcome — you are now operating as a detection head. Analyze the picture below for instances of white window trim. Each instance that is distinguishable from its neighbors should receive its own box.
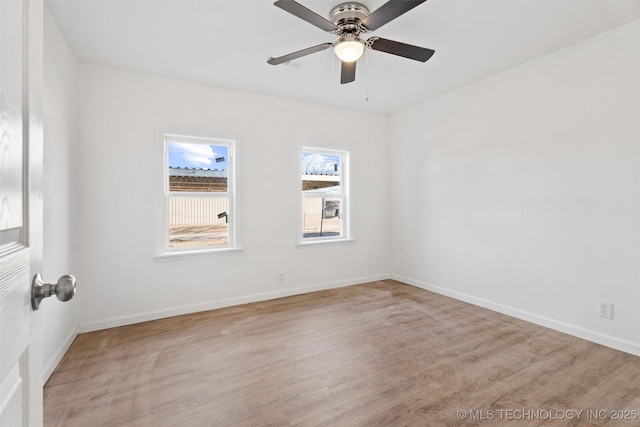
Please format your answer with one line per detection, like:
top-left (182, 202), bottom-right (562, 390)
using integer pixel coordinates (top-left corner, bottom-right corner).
top-left (155, 131), bottom-right (242, 258)
top-left (298, 147), bottom-right (351, 246)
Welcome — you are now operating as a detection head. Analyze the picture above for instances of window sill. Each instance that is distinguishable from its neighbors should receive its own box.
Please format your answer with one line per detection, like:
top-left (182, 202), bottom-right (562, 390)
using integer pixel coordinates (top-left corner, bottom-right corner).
top-left (154, 247), bottom-right (244, 261)
top-left (296, 238), bottom-right (355, 248)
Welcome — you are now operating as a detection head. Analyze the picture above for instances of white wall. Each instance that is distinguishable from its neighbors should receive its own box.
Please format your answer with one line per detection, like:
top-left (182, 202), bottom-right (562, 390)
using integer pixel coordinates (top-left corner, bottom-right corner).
top-left (390, 20), bottom-right (640, 355)
top-left (42, 8), bottom-right (79, 381)
top-left (74, 64), bottom-right (390, 331)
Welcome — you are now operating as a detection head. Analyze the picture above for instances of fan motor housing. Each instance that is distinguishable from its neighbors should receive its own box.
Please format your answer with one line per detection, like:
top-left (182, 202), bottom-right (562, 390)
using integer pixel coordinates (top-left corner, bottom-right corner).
top-left (330, 3), bottom-right (369, 32)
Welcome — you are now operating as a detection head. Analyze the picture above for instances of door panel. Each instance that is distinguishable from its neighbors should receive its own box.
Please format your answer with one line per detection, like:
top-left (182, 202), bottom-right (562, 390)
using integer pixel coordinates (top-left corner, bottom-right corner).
top-left (0, 250), bottom-right (30, 382)
top-left (0, 0), bottom-right (44, 425)
top-left (0, 363), bottom-right (23, 426)
top-left (0, 0), bottom-right (24, 237)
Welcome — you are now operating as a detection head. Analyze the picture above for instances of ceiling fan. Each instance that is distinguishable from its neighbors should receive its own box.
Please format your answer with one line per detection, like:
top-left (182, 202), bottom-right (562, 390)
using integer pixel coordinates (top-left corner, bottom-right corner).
top-left (267, 0), bottom-right (435, 84)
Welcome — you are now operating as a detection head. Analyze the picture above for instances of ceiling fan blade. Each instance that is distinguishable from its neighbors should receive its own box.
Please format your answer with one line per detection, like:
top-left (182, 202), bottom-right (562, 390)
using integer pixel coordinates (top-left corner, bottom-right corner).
top-left (341, 61), bottom-right (356, 84)
top-left (267, 43), bottom-right (333, 65)
top-left (274, 0), bottom-right (339, 32)
top-left (360, 0), bottom-right (427, 31)
top-left (368, 37), bottom-right (435, 62)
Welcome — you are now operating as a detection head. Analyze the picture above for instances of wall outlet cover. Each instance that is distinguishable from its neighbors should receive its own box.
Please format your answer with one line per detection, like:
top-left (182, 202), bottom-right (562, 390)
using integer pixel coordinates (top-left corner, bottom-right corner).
top-left (598, 300), bottom-right (613, 319)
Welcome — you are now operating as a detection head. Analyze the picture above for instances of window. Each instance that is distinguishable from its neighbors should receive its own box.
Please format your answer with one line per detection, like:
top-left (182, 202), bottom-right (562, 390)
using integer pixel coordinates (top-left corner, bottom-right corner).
top-left (163, 134), bottom-right (237, 252)
top-left (301, 148), bottom-right (349, 242)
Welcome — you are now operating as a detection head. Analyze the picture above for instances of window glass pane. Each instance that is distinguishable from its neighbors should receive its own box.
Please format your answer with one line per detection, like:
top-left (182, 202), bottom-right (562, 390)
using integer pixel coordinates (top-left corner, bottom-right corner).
top-left (169, 196), bottom-right (229, 248)
top-left (302, 198), bottom-right (341, 238)
top-left (168, 141), bottom-right (228, 192)
top-left (301, 152), bottom-right (340, 192)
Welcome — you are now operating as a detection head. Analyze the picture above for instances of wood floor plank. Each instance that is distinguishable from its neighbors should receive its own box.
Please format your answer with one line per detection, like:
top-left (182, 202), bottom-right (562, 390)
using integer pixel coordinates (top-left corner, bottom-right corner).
top-left (44, 280), bottom-right (640, 426)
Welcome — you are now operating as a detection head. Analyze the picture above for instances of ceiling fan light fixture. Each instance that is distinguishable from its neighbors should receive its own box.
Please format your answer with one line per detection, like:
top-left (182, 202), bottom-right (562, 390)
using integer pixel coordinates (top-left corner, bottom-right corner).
top-left (333, 37), bottom-right (365, 62)
top-left (269, 0), bottom-right (434, 84)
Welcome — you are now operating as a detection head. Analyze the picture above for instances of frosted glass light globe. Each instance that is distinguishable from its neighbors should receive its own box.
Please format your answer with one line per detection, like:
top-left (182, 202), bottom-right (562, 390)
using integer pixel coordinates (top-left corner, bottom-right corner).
top-left (334, 38), bottom-right (365, 62)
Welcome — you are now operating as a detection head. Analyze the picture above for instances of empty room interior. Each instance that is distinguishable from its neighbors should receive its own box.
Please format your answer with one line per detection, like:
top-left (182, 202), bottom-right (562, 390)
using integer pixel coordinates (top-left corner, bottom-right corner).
top-left (6, 0), bottom-right (640, 425)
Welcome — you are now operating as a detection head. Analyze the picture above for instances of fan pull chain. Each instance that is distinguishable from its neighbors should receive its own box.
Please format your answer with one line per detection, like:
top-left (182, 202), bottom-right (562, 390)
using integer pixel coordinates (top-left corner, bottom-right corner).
top-left (331, 49), bottom-right (336, 103)
top-left (365, 48), bottom-right (369, 102)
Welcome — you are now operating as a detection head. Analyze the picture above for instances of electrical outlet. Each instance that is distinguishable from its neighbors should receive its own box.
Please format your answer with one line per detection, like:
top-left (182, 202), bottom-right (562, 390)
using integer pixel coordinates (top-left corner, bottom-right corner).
top-left (278, 273), bottom-right (285, 284)
top-left (598, 300), bottom-right (613, 319)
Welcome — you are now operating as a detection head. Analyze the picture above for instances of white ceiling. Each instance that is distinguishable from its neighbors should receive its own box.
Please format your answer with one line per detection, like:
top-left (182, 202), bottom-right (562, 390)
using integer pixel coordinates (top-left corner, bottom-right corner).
top-left (46, 0), bottom-right (640, 115)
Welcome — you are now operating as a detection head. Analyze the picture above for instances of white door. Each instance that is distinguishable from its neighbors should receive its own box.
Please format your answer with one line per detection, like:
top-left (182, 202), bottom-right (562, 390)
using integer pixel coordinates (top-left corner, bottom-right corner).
top-left (1, 0), bottom-right (45, 425)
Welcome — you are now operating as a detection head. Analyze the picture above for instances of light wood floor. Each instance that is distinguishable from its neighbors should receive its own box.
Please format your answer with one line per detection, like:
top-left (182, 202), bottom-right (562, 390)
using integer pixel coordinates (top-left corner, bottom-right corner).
top-left (44, 280), bottom-right (640, 426)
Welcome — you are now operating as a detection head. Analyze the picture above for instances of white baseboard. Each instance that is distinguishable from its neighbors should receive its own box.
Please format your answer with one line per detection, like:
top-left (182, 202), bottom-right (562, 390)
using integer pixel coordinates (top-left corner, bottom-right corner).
top-left (43, 325), bottom-right (79, 385)
top-left (392, 274), bottom-right (640, 357)
top-left (79, 274), bottom-right (390, 333)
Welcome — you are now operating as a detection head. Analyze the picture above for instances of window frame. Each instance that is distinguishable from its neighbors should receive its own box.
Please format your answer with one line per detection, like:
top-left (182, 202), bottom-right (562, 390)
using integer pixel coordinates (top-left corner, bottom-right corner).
top-left (299, 147), bottom-right (350, 245)
top-left (159, 132), bottom-right (240, 256)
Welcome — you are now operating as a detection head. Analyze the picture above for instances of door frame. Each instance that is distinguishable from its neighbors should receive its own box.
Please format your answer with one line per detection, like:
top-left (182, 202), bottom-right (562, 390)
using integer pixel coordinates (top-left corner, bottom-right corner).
top-left (26, 0), bottom-right (45, 423)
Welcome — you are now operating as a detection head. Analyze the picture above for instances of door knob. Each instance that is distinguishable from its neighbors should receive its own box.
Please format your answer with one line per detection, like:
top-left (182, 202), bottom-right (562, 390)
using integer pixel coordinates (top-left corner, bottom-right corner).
top-left (31, 274), bottom-right (76, 310)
